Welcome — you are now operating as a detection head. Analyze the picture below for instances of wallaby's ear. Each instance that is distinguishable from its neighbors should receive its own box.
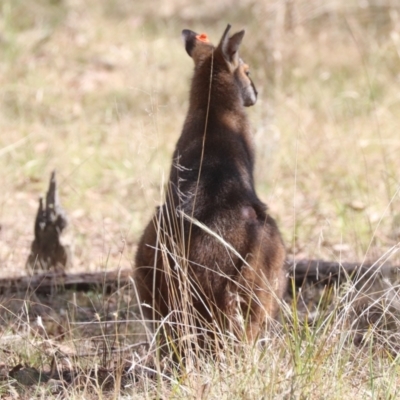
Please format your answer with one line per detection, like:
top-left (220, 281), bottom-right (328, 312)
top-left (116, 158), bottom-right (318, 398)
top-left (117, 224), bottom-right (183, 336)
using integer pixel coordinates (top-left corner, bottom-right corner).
top-left (182, 29), bottom-right (210, 57)
top-left (182, 29), bottom-right (198, 57)
top-left (218, 24), bottom-right (245, 64)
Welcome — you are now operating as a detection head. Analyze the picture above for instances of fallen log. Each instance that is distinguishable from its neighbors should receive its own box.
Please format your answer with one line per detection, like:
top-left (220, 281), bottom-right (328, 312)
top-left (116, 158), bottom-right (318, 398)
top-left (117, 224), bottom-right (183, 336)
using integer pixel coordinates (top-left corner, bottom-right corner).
top-left (0, 268), bottom-right (133, 296)
top-left (0, 259), bottom-right (397, 296)
top-left (288, 259), bottom-right (397, 287)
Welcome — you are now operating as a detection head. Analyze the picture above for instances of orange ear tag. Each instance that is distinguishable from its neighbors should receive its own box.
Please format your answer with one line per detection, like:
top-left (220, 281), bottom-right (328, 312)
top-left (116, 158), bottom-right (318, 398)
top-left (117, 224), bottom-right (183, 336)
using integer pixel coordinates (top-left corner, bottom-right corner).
top-left (196, 33), bottom-right (209, 43)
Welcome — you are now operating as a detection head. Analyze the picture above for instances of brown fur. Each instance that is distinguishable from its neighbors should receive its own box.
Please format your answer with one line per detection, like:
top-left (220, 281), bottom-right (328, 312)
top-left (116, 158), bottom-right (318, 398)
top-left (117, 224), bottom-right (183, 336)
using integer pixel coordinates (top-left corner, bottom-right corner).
top-left (135, 25), bottom-right (287, 345)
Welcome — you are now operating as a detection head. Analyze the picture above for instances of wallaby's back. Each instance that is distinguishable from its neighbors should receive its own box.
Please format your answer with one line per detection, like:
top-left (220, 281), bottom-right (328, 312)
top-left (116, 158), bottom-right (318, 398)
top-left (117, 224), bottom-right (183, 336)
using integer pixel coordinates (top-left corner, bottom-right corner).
top-left (135, 25), bottom-right (286, 344)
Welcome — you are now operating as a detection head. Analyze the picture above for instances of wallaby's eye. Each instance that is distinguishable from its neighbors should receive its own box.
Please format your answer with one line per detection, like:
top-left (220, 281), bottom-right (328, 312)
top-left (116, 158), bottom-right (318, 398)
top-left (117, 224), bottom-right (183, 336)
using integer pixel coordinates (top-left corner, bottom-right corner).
top-left (245, 70), bottom-right (250, 77)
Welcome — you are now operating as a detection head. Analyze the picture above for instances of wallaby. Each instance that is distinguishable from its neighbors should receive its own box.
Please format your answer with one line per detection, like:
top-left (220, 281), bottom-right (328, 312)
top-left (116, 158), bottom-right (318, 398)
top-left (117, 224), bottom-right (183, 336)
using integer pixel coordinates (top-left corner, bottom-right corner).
top-left (135, 25), bottom-right (287, 347)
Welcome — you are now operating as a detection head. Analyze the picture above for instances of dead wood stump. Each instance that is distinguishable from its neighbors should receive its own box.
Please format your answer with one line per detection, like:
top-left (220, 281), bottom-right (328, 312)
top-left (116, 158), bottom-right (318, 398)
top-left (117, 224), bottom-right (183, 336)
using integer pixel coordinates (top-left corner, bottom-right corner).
top-left (26, 171), bottom-right (72, 273)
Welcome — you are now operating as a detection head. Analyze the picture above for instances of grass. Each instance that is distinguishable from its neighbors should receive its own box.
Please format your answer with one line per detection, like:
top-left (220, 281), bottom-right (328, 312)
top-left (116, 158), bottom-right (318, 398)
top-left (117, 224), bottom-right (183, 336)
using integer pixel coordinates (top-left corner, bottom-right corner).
top-left (0, 0), bottom-right (400, 398)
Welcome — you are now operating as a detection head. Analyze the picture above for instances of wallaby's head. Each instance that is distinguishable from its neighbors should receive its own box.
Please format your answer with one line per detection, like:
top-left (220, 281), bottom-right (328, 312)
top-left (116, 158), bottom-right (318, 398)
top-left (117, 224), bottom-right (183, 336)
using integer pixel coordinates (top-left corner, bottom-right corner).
top-left (182, 24), bottom-right (257, 107)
